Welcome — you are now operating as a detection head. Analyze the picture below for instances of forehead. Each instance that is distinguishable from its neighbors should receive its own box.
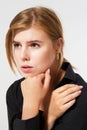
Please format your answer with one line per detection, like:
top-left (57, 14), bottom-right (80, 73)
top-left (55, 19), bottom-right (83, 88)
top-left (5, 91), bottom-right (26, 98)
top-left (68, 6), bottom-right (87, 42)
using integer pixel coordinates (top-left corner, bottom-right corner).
top-left (13, 27), bottom-right (51, 42)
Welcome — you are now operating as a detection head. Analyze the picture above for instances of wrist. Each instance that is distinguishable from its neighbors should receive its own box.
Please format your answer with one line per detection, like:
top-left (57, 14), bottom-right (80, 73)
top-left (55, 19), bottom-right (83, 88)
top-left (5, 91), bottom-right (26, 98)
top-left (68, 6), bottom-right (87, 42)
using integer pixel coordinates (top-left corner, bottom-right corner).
top-left (22, 100), bottom-right (39, 120)
top-left (46, 115), bottom-right (56, 130)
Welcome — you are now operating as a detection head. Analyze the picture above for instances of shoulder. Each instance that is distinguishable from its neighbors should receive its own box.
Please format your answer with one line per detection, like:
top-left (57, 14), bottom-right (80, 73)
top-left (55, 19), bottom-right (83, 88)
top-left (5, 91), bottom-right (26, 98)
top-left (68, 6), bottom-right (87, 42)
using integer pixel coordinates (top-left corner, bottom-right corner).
top-left (74, 73), bottom-right (87, 105)
top-left (6, 78), bottom-right (24, 98)
top-left (75, 73), bottom-right (87, 88)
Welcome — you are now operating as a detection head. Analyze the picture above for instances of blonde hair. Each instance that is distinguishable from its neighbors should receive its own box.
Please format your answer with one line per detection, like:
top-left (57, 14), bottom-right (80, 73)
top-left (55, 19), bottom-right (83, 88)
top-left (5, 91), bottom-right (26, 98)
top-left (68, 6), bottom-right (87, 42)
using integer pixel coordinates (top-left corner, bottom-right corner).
top-left (5, 6), bottom-right (66, 73)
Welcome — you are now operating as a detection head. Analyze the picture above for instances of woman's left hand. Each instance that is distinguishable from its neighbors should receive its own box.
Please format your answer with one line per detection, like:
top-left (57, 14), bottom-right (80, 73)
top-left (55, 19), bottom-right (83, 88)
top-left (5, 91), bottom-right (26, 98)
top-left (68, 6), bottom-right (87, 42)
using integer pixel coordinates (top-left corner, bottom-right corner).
top-left (46, 84), bottom-right (82, 130)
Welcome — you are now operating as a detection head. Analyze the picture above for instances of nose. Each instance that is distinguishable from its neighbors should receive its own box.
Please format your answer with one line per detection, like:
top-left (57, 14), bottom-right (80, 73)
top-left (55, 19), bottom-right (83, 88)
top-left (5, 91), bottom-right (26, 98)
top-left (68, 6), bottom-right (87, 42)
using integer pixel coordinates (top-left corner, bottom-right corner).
top-left (20, 47), bottom-right (30, 61)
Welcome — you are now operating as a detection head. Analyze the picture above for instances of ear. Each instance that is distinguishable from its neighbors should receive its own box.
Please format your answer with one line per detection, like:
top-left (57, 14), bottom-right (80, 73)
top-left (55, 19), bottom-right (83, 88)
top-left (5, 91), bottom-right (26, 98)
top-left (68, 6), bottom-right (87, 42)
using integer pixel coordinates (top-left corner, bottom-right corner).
top-left (55, 38), bottom-right (63, 53)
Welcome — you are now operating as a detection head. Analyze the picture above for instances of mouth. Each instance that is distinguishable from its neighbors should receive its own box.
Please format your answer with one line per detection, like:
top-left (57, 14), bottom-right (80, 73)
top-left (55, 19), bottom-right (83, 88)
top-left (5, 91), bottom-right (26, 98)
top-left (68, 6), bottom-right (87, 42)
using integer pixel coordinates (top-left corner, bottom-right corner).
top-left (20, 65), bottom-right (33, 73)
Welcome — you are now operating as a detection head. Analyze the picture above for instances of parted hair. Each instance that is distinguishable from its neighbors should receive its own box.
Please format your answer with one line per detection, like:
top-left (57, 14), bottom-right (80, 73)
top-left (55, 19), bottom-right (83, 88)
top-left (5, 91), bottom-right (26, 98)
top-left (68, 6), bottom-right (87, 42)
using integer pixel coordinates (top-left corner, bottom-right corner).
top-left (5, 6), bottom-right (66, 73)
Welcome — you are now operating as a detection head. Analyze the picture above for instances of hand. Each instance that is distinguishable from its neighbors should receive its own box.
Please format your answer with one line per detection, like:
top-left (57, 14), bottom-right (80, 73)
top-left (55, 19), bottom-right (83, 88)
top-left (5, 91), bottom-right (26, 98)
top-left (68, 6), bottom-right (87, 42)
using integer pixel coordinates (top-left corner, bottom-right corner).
top-left (46, 84), bottom-right (82, 130)
top-left (21, 69), bottom-right (51, 119)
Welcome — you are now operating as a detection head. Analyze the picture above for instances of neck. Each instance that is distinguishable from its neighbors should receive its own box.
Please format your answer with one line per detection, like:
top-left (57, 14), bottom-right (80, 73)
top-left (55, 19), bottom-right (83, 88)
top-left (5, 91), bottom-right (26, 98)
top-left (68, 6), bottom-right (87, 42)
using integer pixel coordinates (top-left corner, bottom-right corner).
top-left (50, 66), bottom-right (65, 89)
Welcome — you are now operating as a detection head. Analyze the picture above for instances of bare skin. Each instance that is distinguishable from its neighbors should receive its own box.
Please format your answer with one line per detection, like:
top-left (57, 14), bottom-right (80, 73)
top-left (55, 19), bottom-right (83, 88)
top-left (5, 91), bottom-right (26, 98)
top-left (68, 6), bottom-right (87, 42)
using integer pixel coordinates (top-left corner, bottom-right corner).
top-left (13, 27), bottom-right (82, 129)
top-left (21, 69), bottom-right (82, 130)
top-left (21, 69), bottom-right (51, 119)
top-left (46, 84), bottom-right (82, 130)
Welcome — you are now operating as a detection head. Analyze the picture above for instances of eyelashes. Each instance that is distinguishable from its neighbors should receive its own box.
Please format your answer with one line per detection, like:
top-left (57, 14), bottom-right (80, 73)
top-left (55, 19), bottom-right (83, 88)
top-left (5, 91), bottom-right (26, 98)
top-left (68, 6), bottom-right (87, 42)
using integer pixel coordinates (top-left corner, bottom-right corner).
top-left (12, 42), bottom-right (40, 49)
top-left (30, 43), bottom-right (40, 48)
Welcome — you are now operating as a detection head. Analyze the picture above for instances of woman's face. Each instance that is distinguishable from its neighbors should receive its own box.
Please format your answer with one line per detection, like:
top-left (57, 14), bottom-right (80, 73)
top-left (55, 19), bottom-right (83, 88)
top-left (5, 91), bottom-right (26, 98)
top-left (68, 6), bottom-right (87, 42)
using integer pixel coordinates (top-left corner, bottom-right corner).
top-left (13, 27), bottom-right (60, 77)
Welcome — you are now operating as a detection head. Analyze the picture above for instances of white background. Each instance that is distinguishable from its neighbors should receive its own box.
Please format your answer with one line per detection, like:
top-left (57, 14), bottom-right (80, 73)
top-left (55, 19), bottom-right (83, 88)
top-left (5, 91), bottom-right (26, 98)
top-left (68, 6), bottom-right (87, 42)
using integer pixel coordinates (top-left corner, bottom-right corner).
top-left (0, 0), bottom-right (87, 130)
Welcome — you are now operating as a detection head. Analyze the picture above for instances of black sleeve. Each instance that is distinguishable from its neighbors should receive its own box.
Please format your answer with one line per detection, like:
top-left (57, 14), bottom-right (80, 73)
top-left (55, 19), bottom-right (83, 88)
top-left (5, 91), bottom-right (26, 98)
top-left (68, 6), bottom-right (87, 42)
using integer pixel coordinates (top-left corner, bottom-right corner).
top-left (13, 114), bottom-right (41, 130)
top-left (6, 81), bottom-right (42, 130)
top-left (52, 86), bottom-right (87, 130)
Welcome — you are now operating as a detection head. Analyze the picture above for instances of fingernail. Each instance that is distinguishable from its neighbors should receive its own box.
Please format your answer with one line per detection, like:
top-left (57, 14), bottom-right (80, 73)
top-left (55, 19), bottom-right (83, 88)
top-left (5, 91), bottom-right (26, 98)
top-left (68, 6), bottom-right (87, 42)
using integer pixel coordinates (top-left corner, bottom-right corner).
top-left (79, 85), bottom-right (83, 89)
top-left (78, 90), bottom-right (82, 93)
top-left (47, 69), bottom-right (50, 74)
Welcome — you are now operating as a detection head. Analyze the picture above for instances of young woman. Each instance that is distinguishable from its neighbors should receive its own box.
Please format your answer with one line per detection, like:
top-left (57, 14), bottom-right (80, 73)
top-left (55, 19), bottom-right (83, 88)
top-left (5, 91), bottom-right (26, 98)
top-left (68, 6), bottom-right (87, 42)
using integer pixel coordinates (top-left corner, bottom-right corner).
top-left (5, 6), bottom-right (87, 130)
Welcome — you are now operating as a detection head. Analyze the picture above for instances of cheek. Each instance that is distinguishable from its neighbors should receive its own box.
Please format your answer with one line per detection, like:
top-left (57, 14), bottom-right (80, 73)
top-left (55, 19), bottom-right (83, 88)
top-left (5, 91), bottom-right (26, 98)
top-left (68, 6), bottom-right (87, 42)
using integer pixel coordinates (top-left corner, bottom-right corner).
top-left (13, 52), bottom-right (20, 65)
top-left (44, 52), bottom-right (55, 65)
top-left (35, 52), bottom-right (56, 72)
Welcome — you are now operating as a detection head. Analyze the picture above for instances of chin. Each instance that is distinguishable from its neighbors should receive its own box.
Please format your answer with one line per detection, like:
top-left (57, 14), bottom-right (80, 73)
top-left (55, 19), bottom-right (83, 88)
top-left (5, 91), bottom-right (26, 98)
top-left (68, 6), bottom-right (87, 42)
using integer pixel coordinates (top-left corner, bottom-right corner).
top-left (20, 68), bottom-right (47, 77)
top-left (19, 72), bottom-right (29, 78)
top-left (21, 72), bottom-right (38, 78)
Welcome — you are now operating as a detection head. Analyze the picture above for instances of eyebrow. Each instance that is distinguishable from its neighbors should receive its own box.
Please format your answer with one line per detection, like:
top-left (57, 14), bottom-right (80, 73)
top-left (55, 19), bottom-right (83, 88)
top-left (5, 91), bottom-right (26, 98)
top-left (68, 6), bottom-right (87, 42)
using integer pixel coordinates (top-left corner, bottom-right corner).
top-left (12, 40), bottom-right (43, 44)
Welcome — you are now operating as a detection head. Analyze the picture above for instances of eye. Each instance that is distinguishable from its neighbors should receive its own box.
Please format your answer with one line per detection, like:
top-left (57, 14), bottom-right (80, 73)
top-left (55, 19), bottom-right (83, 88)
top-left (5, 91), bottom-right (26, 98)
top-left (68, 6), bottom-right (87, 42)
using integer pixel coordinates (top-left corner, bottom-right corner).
top-left (31, 43), bottom-right (40, 48)
top-left (12, 42), bottom-right (21, 48)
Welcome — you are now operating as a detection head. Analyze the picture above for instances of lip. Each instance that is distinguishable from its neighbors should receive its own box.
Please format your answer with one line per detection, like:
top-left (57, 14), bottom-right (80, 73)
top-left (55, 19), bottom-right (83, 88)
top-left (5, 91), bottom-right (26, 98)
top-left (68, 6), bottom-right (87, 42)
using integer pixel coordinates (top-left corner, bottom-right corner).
top-left (20, 65), bottom-right (33, 73)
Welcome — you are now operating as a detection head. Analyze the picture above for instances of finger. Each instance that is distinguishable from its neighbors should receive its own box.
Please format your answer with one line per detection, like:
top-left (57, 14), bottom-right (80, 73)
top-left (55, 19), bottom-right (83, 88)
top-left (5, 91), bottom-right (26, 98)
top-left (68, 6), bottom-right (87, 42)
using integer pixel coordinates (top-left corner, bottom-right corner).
top-left (62, 90), bottom-right (81, 104)
top-left (55, 84), bottom-right (75, 93)
top-left (60, 85), bottom-right (83, 97)
top-left (43, 69), bottom-right (51, 90)
top-left (55, 84), bottom-right (82, 94)
top-left (39, 73), bottom-right (45, 79)
top-left (63, 99), bottom-right (76, 111)
top-left (36, 73), bottom-right (45, 80)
